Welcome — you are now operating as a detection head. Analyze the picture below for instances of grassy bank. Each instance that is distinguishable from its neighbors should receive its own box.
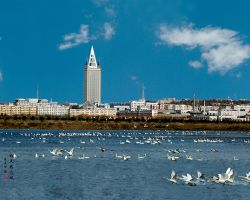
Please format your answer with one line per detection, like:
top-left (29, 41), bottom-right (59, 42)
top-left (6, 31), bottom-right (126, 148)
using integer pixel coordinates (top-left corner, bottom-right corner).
top-left (0, 119), bottom-right (250, 131)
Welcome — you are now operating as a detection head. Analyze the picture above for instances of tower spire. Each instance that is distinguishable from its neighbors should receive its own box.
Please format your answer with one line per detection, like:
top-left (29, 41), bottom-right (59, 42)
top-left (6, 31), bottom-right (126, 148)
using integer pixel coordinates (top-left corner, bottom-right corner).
top-left (88, 45), bottom-right (98, 68)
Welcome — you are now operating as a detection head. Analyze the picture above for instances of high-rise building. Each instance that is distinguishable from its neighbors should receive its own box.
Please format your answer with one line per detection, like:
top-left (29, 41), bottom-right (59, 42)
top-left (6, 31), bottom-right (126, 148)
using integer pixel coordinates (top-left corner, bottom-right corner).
top-left (84, 46), bottom-right (101, 104)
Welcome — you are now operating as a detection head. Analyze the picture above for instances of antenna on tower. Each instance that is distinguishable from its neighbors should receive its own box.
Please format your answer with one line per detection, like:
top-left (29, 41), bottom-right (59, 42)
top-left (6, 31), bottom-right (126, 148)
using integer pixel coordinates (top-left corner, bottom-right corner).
top-left (141, 84), bottom-right (145, 101)
top-left (203, 100), bottom-right (206, 113)
top-left (36, 85), bottom-right (39, 99)
top-left (193, 93), bottom-right (196, 111)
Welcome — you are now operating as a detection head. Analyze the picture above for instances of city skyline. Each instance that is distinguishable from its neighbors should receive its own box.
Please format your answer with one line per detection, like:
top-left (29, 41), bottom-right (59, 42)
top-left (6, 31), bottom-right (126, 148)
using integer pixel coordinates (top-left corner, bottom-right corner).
top-left (1, 0), bottom-right (250, 103)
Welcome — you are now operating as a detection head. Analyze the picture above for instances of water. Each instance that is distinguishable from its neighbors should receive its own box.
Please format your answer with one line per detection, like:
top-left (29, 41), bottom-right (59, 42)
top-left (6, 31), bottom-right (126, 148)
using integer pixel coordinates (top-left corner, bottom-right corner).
top-left (0, 129), bottom-right (250, 200)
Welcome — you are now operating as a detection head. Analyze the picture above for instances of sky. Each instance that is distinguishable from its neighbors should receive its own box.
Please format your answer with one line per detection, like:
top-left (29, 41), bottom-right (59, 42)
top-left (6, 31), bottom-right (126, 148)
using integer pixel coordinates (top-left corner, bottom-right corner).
top-left (1, 0), bottom-right (250, 103)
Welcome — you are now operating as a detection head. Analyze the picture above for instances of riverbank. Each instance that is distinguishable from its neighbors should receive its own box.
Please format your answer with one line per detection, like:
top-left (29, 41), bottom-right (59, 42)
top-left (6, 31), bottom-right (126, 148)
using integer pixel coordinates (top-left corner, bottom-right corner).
top-left (0, 119), bottom-right (250, 131)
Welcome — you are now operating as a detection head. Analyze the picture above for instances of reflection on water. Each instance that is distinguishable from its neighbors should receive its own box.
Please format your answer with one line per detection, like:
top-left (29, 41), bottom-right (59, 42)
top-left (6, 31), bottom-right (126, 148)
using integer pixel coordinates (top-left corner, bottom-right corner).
top-left (0, 129), bottom-right (250, 200)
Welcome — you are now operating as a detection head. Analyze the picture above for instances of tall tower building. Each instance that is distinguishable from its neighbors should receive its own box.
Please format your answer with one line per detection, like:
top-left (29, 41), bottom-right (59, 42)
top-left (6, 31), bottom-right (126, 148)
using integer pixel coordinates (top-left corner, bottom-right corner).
top-left (84, 46), bottom-right (101, 104)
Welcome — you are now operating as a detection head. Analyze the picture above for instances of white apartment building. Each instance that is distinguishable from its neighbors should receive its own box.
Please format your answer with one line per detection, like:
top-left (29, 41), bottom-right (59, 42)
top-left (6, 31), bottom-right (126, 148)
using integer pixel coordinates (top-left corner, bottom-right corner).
top-left (233, 105), bottom-right (250, 112)
top-left (113, 105), bottom-right (130, 111)
top-left (145, 101), bottom-right (159, 110)
top-left (130, 99), bottom-right (146, 111)
top-left (173, 104), bottom-right (193, 111)
top-left (218, 109), bottom-right (248, 121)
top-left (69, 107), bottom-right (117, 117)
top-left (15, 98), bottom-right (70, 116)
top-left (0, 104), bottom-right (37, 116)
top-left (207, 110), bottom-right (218, 116)
top-left (199, 105), bottom-right (219, 111)
top-left (37, 104), bottom-right (69, 116)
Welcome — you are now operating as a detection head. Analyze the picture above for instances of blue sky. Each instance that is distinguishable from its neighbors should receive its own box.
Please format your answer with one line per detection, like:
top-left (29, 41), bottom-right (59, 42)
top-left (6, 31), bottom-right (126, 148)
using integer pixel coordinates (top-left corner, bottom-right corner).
top-left (1, 0), bottom-right (250, 103)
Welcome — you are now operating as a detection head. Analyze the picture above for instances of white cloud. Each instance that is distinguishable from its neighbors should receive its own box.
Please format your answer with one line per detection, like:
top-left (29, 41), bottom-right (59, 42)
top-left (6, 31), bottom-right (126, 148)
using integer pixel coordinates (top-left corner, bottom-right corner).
top-left (90, 0), bottom-right (117, 41)
top-left (58, 23), bottom-right (116, 50)
top-left (236, 72), bottom-right (241, 78)
top-left (103, 22), bottom-right (115, 40)
top-left (104, 6), bottom-right (116, 17)
top-left (130, 75), bottom-right (141, 86)
top-left (202, 42), bottom-right (250, 74)
top-left (58, 25), bottom-right (96, 50)
top-left (0, 71), bottom-right (3, 81)
top-left (157, 24), bottom-right (250, 74)
top-left (189, 60), bottom-right (203, 69)
top-left (130, 76), bottom-right (137, 81)
top-left (92, 0), bottom-right (110, 6)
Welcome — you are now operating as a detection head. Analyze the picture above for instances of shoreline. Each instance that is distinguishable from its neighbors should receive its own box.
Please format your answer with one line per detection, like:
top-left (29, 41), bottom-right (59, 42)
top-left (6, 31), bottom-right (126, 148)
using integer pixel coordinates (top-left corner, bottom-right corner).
top-left (1, 119), bottom-right (250, 132)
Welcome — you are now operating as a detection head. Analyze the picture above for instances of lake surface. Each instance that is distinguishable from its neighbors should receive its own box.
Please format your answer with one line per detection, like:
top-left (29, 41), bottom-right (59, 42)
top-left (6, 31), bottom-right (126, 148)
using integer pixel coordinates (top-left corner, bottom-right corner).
top-left (0, 129), bottom-right (250, 200)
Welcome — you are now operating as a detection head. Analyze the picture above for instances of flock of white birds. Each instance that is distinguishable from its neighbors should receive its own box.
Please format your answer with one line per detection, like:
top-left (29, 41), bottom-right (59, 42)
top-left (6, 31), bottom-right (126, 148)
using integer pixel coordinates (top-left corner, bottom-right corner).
top-left (2, 130), bottom-right (250, 187)
top-left (165, 168), bottom-right (250, 186)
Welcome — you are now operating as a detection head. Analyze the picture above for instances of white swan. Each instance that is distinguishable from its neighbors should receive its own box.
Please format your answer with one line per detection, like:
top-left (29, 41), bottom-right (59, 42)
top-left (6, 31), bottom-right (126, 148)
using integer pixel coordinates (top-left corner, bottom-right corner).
top-left (233, 156), bottom-right (239, 161)
top-left (186, 155), bottom-right (193, 160)
top-left (120, 141), bottom-right (125, 145)
top-left (210, 168), bottom-right (234, 184)
top-left (136, 141), bottom-right (144, 144)
top-left (123, 155), bottom-right (131, 161)
top-left (125, 139), bottom-right (131, 144)
top-left (181, 173), bottom-right (196, 186)
top-left (167, 154), bottom-right (179, 161)
top-left (196, 171), bottom-right (205, 182)
top-left (65, 148), bottom-right (74, 157)
top-left (239, 172), bottom-right (250, 182)
top-left (78, 154), bottom-right (90, 160)
top-left (49, 148), bottom-right (64, 156)
top-left (115, 153), bottom-right (123, 159)
top-left (225, 168), bottom-right (234, 183)
top-left (168, 170), bottom-right (178, 184)
top-left (138, 154), bottom-right (146, 160)
top-left (116, 153), bottom-right (130, 161)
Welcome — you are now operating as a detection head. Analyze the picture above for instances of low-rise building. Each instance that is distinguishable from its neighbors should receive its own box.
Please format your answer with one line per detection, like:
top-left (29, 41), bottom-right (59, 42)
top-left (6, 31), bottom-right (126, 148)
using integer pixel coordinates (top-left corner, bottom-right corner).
top-left (117, 109), bottom-right (158, 118)
top-left (233, 105), bottom-right (250, 112)
top-left (0, 104), bottom-right (37, 116)
top-left (37, 104), bottom-right (69, 116)
top-left (173, 104), bottom-right (193, 111)
top-left (218, 109), bottom-right (248, 121)
top-left (69, 106), bottom-right (117, 117)
top-left (207, 110), bottom-right (218, 116)
top-left (110, 103), bottom-right (130, 111)
top-left (145, 101), bottom-right (159, 110)
top-left (130, 99), bottom-right (146, 111)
